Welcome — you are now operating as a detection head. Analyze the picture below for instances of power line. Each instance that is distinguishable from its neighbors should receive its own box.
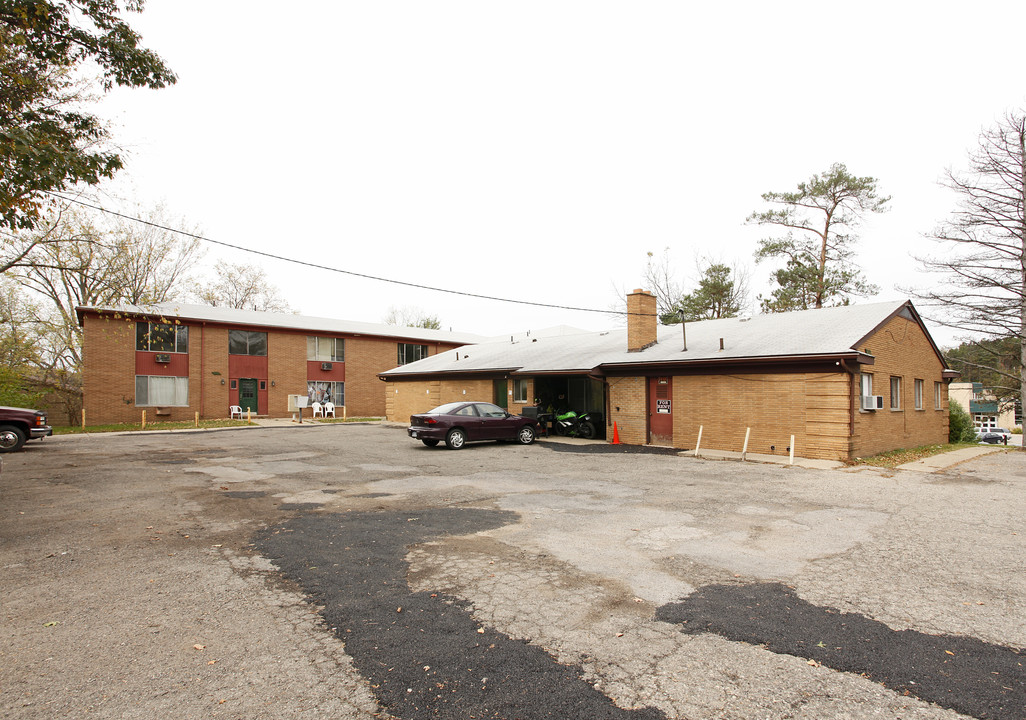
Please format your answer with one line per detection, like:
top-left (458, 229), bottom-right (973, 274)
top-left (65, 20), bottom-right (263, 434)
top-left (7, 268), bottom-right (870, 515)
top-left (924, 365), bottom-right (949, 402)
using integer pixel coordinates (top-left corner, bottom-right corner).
top-left (46, 192), bottom-right (644, 317)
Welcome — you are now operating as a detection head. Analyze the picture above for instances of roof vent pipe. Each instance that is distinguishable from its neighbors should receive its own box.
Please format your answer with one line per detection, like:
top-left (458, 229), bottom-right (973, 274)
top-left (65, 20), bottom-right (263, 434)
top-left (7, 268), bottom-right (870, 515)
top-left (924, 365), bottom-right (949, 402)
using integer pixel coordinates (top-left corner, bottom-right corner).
top-left (719, 338), bottom-right (724, 351)
top-left (682, 322), bottom-right (687, 352)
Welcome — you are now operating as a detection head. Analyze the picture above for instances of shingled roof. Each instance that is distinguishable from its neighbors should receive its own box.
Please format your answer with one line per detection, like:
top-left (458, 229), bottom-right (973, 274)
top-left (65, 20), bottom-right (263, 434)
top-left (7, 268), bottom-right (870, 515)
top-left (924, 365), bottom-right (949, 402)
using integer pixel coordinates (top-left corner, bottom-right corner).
top-left (379, 300), bottom-right (949, 378)
top-left (76, 302), bottom-right (488, 346)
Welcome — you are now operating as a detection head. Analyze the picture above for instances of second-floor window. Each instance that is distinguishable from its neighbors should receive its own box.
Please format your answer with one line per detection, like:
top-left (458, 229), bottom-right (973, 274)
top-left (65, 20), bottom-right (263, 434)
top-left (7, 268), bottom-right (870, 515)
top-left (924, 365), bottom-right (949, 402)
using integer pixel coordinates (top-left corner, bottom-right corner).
top-left (136, 321), bottom-right (188, 353)
top-left (397, 343), bottom-right (428, 365)
top-left (229, 330), bottom-right (267, 356)
top-left (307, 336), bottom-right (345, 362)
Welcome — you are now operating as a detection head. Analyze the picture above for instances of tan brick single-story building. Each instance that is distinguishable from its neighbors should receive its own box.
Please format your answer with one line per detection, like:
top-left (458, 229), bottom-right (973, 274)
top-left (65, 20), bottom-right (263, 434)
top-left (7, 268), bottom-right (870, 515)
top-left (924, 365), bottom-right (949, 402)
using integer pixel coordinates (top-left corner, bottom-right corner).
top-left (379, 291), bottom-right (959, 461)
top-left (76, 303), bottom-right (483, 425)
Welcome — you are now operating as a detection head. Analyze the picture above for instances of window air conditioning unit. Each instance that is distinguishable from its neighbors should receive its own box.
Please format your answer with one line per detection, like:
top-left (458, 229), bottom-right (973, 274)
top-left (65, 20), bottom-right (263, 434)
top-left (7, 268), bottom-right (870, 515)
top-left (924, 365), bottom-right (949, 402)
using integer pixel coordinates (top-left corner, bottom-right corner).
top-left (320, 362), bottom-right (333, 371)
top-left (861, 395), bottom-right (884, 410)
top-left (154, 353), bottom-right (171, 363)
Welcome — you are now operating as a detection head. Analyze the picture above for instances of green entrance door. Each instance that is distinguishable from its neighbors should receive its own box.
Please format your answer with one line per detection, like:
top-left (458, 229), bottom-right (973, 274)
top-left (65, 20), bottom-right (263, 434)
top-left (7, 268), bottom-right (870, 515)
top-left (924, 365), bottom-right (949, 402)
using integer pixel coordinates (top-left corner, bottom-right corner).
top-left (493, 379), bottom-right (508, 409)
top-left (239, 378), bottom-right (259, 414)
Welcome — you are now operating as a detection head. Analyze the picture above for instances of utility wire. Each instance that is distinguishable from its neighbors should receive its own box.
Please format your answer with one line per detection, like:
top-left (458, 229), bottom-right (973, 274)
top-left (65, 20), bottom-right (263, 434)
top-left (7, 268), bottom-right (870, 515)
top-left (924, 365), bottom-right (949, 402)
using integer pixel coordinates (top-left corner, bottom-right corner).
top-left (46, 192), bottom-right (652, 317)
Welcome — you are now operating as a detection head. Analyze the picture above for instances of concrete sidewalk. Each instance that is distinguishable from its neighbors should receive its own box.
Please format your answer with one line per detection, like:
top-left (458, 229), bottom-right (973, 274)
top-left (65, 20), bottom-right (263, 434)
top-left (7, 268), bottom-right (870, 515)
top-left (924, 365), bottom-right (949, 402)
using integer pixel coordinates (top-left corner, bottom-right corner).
top-left (685, 447), bottom-right (845, 470)
top-left (894, 445), bottom-right (1005, 472)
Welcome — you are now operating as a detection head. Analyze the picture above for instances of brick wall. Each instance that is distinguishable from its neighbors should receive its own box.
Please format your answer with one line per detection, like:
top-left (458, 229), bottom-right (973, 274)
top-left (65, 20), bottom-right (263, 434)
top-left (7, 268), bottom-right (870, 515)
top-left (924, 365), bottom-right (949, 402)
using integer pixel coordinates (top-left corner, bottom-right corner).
top-left (384, 378), bottom-right (503, 421)
top-left (607, 376), bottom-right (648, 445)
top-left (80, 310), bottom-right (464, 424)
top-left (851, 315), bottom-right (949, 457)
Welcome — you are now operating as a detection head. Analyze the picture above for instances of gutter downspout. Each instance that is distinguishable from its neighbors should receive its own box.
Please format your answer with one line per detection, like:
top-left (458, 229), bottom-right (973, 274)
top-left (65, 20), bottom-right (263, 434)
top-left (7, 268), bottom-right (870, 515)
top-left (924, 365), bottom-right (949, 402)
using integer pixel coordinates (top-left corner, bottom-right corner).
top-left (839, 359), bottom-right (857, 458)
top-left (200, 323), bottom-right (205, 419)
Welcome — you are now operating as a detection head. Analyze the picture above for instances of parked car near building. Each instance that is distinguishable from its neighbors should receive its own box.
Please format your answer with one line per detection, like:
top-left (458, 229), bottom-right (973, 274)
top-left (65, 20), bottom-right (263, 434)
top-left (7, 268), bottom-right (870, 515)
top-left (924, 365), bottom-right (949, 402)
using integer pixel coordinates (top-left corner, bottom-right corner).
top-left (979, 428), bottom-right (1012, 444)
top-left (0, 406), bottom-right (52, 452)
top-left (408, 402), bottom-right (538, 449)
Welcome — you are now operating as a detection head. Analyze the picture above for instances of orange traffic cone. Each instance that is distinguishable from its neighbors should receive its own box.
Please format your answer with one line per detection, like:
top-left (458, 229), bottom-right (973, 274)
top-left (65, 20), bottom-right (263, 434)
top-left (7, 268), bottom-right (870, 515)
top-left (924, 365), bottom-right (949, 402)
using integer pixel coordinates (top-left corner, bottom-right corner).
top-left (612, 421), bottom-right (620, 444)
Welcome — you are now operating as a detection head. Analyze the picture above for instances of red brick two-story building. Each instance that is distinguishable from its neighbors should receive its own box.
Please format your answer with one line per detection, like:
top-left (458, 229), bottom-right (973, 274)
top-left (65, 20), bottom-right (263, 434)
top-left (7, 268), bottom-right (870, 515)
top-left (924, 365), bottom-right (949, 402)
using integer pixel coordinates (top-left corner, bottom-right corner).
top-left (76, 303), bottom-right (483, 424)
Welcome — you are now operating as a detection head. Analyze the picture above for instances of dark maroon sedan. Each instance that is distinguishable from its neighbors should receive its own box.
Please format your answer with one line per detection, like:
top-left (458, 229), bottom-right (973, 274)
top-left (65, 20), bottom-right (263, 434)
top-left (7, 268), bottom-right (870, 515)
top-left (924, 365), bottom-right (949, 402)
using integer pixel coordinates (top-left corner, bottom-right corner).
top-left (408, 402), bottom-right (538, 449)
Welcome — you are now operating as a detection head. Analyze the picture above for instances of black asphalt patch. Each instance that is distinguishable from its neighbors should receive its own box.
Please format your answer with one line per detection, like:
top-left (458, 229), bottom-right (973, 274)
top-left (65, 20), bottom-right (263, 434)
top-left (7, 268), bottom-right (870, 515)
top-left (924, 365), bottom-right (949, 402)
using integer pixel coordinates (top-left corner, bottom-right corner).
top-left (656, 582), bottom-right (1025, 720)
top-left (223, 490), bottom-right (266, 499)
top-left (255, 509), bottom-right (665, 720)
top-left (542, 442), bottom-right (681, 456)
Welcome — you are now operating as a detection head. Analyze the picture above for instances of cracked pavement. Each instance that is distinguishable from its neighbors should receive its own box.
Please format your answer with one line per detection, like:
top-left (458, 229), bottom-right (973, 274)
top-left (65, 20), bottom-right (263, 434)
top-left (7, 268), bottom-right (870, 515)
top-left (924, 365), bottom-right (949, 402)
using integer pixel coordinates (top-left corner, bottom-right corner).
top-left (1, 423), bottom-right (1023, 719)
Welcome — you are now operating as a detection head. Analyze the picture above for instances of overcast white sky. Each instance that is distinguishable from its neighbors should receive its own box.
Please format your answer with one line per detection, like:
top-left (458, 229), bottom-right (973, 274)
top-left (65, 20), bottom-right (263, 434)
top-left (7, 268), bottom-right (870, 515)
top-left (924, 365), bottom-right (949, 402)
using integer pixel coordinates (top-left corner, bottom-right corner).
top-left (94, 1), bottom-right (1026, 346)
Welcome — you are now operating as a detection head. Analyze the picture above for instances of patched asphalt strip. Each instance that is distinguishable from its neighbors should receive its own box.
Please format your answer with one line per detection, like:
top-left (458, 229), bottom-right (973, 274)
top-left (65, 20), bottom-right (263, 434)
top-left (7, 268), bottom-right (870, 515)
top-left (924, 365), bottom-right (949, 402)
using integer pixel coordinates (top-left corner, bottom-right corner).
top-left (656, 582), bottom-right (1025, 720)
top-left (256, 508), bottom-right (665, 720)
top-left (541, 442), bottom-right (681, 456)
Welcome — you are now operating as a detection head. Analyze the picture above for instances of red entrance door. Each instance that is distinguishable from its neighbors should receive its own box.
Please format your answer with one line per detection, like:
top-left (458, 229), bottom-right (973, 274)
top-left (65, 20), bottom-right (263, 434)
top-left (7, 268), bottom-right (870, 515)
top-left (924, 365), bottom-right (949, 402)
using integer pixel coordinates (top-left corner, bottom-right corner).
top-left (648, 376), bottom-right (673, 445)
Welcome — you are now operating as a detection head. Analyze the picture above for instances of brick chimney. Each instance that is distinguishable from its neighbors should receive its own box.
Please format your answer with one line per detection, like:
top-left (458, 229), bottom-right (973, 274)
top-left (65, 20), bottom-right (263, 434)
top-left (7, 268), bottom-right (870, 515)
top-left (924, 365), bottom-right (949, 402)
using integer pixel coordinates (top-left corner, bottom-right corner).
top-left (627, 289), bottom-right (657, 352)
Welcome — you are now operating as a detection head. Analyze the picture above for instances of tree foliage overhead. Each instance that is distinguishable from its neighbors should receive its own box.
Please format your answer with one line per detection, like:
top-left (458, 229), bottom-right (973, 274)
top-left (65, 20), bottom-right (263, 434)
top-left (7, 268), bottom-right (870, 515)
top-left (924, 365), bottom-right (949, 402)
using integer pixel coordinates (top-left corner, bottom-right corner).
top-left (0, 1), bottom-right (175, 231)
top-left (672, 262), bottom-right (747, 323)
top-left (917, 110), bottom-right (1026, 441)
top-left (384, 305), bottom-right (441, 330)
top-left (193, 260), bottom-right (293, 314)
top-left (619, 250), bottom-right (749, 325)
top-left (748, 162), bottom-right (888, 312)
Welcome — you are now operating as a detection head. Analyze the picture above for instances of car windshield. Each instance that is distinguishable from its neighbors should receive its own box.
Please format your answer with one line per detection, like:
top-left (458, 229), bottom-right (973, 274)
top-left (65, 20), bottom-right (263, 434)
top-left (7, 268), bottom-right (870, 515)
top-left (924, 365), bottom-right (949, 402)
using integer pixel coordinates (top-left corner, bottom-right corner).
top-left (427, 402), bottom-right (469, 415)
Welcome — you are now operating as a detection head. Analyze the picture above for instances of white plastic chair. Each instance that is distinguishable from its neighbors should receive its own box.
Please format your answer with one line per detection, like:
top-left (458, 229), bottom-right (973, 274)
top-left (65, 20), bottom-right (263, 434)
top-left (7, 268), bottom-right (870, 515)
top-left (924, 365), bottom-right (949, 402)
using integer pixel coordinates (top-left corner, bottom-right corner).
top-left (229, 405), bottom-right (243, 419)
top-left (323, 402), bottom-right (336, 418)
top-left (311, 401), bottom-right (323, 418)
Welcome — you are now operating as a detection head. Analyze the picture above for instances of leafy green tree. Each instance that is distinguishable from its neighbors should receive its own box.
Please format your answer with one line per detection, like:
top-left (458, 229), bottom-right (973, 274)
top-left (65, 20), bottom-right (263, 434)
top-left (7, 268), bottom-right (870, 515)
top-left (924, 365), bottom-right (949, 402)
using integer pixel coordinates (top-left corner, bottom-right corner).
top-left (748, 163), bottom-right (888, 312)
top-left (948, 401), bottom-right (978, 443)
top-left (0, 1), bottom-right (175, 233)
top-left (674, 263), bottom-right (746, 322)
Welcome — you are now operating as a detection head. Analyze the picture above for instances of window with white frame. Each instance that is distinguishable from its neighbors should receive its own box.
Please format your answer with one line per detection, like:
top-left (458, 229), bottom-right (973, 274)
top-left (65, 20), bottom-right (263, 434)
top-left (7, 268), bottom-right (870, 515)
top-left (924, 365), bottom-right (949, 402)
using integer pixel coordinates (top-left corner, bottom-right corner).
top-left (136, 321), bottom-right (188, 353)
top-left (513, 378), bottom-right (529, 403)
top-left (307, 381), bottom-right (344, 406)
top-left (914, 379), bottom-right (923, 410)
top-left (307, 336), bottom-right (344, 362)
top-left (935, 382), bottom-right (943, 410)
top-left (860, 373), bottom-right (873, 398)
top-left (890, 376), bottom-right (901, 409)
top-left (135, 376), bottom-right (189, 406)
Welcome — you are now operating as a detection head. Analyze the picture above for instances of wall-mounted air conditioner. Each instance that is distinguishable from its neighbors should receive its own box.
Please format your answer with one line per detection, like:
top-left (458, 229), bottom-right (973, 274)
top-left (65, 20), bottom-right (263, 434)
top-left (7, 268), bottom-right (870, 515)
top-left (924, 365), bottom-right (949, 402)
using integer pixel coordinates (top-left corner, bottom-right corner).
top-left (154, 354), bottom-right (171, 363)
top-left (861, 395), bottom-right (884, 410)
top-left (320, 362), bottom-right (333, 371)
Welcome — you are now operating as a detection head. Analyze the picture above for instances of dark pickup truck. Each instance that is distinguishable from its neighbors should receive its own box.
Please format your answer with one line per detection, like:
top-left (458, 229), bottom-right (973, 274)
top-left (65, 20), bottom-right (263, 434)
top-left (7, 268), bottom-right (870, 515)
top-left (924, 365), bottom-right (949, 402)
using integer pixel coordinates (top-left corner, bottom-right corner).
top-left (0, 406), bottom-right (52, 452)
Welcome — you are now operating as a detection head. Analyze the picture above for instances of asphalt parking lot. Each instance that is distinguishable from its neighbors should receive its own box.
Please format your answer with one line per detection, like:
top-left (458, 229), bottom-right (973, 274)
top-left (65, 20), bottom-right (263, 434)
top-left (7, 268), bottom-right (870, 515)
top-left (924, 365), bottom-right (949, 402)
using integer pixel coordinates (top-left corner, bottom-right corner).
top-left (1, 423), bottom-right (1024, 719)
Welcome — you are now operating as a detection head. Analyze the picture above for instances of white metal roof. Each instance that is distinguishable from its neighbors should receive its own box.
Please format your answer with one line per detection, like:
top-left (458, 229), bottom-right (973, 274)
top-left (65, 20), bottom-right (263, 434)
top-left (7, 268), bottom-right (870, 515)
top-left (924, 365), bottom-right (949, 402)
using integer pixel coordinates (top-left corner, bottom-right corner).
top-left (380, 300), bottom-right (935, 376)
top-left (76, 302), bottom-right (488, 345)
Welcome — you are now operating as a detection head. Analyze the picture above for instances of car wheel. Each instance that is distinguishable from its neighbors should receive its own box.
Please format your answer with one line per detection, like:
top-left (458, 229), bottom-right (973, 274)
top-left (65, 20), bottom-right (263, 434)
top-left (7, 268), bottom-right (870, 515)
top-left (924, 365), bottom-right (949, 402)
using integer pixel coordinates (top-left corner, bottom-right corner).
top-left (517, 425), bottom-right (535, 445)
top-left (445, 428), bottom-right (466, 450)
top-left (0, 425), bottom-right (26, 453)
top-left (579, 421), bottom-right (596, 440)
top-left (421, 438), bottom-right (439, 447)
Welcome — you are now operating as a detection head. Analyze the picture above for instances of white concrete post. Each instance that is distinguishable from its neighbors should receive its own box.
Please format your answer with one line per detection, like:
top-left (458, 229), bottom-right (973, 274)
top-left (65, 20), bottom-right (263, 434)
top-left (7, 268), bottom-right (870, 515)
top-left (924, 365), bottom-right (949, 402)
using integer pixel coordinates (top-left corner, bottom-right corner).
top-left (694, 425), bottom-right (703, 457)
top-left (741, 427), bottom-right (751, 461)
top-left (789, 435), bottom-right (795, 465)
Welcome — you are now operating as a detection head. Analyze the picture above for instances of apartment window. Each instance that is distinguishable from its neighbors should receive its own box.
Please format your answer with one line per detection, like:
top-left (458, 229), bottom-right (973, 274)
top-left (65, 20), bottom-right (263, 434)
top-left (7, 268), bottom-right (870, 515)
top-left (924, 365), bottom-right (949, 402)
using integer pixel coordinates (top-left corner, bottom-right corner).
top-left (513, 378), bottom-right (529, 403)
top-left (135, 376), bottom-right (188, 406)
top-left (860, 373), bottom-right (873, 398)
top-left (890, 376), bottom-right (901, 409)
top-left (136, 321), bottom-right (188, 353)
top-left (228, 330), bottom-right (267, 356)
top-left (307, 381), bottom-right (344, 406)
top-left (307, 336), bottom-right (344, 362)
top-left (914, 379), bottom-right (924, 410)
top-left (935, 382), bottom-right (943, 410)
top-left (397, 343), bottom-right (428, 365)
